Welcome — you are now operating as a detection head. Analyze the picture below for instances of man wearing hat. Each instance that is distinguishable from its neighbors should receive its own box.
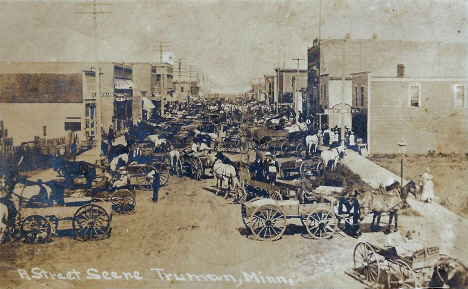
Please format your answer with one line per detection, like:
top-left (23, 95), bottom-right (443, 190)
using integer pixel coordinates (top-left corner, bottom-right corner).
top-left (147, 168), bottom-right (160, 203)
top-left (266, 152), bottom-right (279, 185)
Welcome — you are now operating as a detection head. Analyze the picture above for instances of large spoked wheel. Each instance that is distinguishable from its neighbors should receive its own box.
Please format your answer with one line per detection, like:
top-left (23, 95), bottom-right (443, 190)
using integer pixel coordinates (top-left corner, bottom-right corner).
top-left (299, 162), bottom-right (311, 178)
top-left (136, 165), bottom-right (156, 190)
top-left (234, 187), bottom-right (247, 204)
top-left (73, 204), bottom-right (111, 241)
top-left (249, 204), bottom-right (287, 241)
top-left (158, 164), bottom-right (170, 186)
top-left (260, 137), bottom-right (272, 149)
top-left (305, 208), bottom-right (337, 239)
top-left (388, 260), bottom-right (418, 289)
top-left (111, 189), bottom-right (136, 214)
top-left (21, 215), bottom-right (52, 244)
top-left (270, 191), bottom-right (283, 201)
top-left (191, 157), bottom-right (203, 180)
top-left (353, 242), bottom-right (381, 287)
top-left (316, 162), bottom-right (325, 176)
top-left (281, 141), bottom-right (290, 157)
top-left (295, 144), bottom-right (306, 158)
top-left (240, 141), bottom-right (249, 154)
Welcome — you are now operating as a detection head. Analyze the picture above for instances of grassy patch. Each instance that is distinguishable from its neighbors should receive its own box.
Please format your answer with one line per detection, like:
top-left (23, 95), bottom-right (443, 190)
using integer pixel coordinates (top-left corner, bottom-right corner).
top-left (371, 154), bottom-right (468, 218)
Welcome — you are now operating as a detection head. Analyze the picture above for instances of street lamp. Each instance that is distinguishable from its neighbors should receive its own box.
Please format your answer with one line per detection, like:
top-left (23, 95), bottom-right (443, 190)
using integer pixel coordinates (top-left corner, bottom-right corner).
top-left (398, 139), bottom-right (407, 191)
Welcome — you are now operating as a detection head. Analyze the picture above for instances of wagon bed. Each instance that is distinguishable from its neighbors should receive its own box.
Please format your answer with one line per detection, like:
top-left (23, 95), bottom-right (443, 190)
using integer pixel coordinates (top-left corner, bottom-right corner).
top-left (352, 240), bottom-right (440, 288)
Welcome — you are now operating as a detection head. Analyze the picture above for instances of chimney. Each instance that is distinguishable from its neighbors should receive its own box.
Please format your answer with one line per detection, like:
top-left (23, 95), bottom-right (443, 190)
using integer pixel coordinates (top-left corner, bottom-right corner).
top-left (397, 64), bottom-right (405, 78)
top-left (346, 33), bottom-right (351, 39)
top-left (372, 33), bottom-right (377, 40)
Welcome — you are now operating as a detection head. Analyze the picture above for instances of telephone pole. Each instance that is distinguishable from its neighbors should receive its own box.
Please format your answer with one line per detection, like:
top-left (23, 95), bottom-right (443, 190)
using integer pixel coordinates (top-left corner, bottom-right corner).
top-left (292, 58), bottom-right (305, 123)
top-left (76, 0), bottom-right (112, 156)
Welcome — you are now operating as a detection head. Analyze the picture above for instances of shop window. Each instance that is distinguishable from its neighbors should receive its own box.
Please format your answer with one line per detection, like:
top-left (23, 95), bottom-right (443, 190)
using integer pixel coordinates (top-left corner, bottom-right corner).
top-left (355, 87), bottom-right (358, 106)
top-left (361, 86), bottom-right (365, 107)
top-left (409, 85), bottom-right (420, 107)
top-left (454, 85), bottom-right (466, 107)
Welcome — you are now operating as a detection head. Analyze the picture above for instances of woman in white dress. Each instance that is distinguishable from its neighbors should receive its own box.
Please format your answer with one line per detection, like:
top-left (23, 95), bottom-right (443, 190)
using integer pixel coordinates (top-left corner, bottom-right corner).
top-left (419, 168), bottom-right (435, 203)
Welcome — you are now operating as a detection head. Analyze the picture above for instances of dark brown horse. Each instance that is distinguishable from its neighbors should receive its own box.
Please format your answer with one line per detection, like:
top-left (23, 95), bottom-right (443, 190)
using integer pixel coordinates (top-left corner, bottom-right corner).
top-left (355, 180), bottom-right (418, 234)
top-left (431, 256), bottom-right (468, 289)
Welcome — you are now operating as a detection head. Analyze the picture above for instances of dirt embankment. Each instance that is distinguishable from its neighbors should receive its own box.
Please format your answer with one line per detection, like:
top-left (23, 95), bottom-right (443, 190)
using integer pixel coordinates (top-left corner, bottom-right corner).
top-left (371, 154), bottom-right (468, 218)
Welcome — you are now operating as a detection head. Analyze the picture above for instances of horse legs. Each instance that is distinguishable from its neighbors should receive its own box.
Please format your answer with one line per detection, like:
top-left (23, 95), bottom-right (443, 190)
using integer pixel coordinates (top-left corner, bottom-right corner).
top-left (385, 212), bottom-right (394, 234)
top-left (393, 212), bottom-right (398, 232)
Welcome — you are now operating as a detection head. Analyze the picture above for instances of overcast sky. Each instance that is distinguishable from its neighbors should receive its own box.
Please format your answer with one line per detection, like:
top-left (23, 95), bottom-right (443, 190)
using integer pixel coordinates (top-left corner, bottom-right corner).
top-left (1, 0), bottom-right (467, 93)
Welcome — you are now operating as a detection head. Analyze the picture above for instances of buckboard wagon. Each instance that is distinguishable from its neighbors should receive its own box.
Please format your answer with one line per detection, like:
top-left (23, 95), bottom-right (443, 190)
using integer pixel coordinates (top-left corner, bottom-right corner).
top-left (279, 156), bottom-right (322, 179)
top-left (15, 197), bottom-right (112, 244)
top-left (351, 241), bottom-right (441, 288)
top-left (241, 198), bottom-right (337, 240)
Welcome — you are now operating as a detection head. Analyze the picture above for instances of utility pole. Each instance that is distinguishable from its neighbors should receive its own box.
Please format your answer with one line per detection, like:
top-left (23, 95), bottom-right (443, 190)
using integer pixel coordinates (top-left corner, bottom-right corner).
top-left (258, 78), bottom-right (262, 101)
top-left (76, 0), bottom-right (112, 157)
top-left (341, 37), bottom-right (347, 144)
top-left (292, 58), bottom-right (305, 123)
top-left (275, 67), bottom-right (280, 113)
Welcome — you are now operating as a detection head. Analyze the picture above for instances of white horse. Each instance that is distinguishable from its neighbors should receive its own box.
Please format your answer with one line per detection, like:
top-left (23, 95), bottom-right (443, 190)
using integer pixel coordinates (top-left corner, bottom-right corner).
top-left (305, 134), bottom-right (319, 154)
top-left (319, 145), bottom-right (346, 170)
top-left (169, 146), bottom-right (181, 173)
top-left (207, 152), bottom-right (240, 198)
top-left (110, 153), bottom-right (129, 171)
top-left (146, 135), bottom-right (169, 151)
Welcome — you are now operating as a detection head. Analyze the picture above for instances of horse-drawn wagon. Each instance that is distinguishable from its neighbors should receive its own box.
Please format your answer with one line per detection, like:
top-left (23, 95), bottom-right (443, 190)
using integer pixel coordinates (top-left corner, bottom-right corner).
top-left (241, 198), bottom-right (337, 241)
top-left (352, 240), bottom-right (440, 288)
top-left (0, 179), bottom-right (113, 244)
top-left (279, 156), bottom-right (322, 178)
top-left (248, 127), bottom-right (289, 150)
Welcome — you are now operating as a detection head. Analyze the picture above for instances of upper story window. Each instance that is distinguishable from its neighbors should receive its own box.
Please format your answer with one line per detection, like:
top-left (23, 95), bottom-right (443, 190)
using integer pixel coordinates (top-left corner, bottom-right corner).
top-left (181, 86), bottom-right (184, 92)
top-left (409, 85), bottom-right (421, 107)
top-left (454, 85), bottom-right (466, 108)
top-left (291, 76), bottom-right (296, 88)
top-left (324, 85), bottom-right (327, 99)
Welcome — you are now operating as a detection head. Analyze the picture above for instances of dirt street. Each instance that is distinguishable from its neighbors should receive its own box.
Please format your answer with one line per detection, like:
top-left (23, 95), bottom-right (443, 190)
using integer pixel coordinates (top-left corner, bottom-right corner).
top-left (0, 168), bottom-right (373, 289)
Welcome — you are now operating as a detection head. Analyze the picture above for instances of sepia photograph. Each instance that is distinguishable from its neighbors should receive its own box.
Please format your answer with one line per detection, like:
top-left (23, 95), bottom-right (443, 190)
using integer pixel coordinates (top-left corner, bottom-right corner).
top-left (0, 0), bottom-right (467, 288)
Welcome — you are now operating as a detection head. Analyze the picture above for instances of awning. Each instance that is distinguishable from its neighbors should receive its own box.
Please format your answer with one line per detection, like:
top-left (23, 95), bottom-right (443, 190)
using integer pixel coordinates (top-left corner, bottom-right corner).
top-left (141, 96), bottom-right (155, 110)
top-left (114, 78), bottom-right (135, 90)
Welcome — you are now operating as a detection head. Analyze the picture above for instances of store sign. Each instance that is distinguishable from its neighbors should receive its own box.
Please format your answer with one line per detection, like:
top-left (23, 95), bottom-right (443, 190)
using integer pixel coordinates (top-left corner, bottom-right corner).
top-left (65, 122), bottom-right (82, 131)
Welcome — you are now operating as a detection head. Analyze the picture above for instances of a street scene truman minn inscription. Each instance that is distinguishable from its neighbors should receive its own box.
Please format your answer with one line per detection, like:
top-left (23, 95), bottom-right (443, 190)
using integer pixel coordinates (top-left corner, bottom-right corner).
top-left (0, 0), bottom-right (468, 288)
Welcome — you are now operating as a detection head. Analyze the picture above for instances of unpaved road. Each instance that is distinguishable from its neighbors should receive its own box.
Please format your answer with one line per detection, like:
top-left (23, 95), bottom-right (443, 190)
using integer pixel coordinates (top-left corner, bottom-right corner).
top-left (0, 161), bottom-right (464, 289)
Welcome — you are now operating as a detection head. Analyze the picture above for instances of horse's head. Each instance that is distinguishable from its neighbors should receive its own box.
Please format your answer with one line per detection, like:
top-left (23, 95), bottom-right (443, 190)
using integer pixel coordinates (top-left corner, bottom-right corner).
top-left (401, 180), bottom-right (418, 200)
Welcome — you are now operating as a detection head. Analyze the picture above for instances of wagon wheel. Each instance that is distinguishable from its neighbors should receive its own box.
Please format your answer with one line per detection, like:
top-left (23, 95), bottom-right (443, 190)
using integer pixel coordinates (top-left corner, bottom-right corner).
top-left (305, 208), bottom-right (337, 239)
top-left (111, 189), bottom-right (136, 214)
top-left (281, 141), bottom-right (290, 157)
top-left (299, 162), bottom-right (311, 178)
top-left (270, 191), bottom-right (283, 201)
top-left (353, 242), bottom-right (381, 287)
top-left (388, 260), bottom-right (418, 289)
top-left (158, 164), bottom-right (170, 186)
top-left (234, 187), bottom-right (247, 204)
top-left (260, 137), bottom-right (272, 149)
top-left (240, 141), bottom-right (249, 154)
top-left (136, 165), bottom-right (156, 190)
top-left (249, 204), bottom-right (287, 241)
top-left (191, 157), bottom-right (203, 180)
top-left (316, 162), bottom-right (325, 176)
top-left (73, 204), bottom-right (111, 241)
top-left (296, 144), bottom-right (306, 158)
top-left (21, 215), bottom-right (52, 244)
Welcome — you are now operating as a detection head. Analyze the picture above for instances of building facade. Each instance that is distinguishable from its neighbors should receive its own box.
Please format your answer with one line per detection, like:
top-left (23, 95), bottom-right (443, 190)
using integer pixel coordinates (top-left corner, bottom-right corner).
top-left (352, 72), bottom-right (468, 154)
